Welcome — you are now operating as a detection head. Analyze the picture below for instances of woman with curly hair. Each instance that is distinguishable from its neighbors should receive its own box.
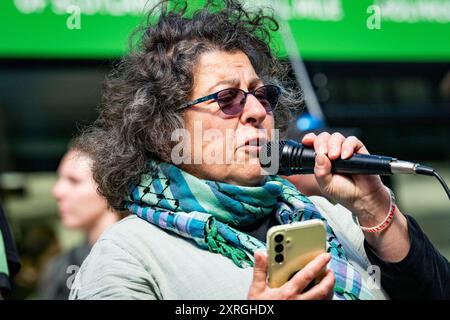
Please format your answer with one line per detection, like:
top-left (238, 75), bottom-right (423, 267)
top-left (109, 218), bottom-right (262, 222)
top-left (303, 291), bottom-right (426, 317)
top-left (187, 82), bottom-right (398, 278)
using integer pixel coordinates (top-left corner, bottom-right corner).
top-left (69, 0), bottom-right (449, 300)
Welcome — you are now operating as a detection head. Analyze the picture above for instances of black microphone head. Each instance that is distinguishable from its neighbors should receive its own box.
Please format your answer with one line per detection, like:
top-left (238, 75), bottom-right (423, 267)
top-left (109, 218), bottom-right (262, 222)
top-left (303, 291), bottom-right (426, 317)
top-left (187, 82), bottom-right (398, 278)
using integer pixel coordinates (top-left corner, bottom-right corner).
top-left (259, 140), bottom-right (285, 175)
top-left (259, 140), bottom-right (284, 175)
top-left (259, 140), bottom-right (284, 166)
top-left (259, 139), bottom-right (315, 176)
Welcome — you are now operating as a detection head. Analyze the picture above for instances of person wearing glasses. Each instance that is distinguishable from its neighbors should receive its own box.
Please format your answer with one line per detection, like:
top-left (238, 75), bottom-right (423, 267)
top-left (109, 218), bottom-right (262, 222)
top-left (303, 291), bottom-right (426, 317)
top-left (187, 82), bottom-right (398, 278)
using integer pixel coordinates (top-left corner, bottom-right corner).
top-left (69, 0), bottom-right (449, 300)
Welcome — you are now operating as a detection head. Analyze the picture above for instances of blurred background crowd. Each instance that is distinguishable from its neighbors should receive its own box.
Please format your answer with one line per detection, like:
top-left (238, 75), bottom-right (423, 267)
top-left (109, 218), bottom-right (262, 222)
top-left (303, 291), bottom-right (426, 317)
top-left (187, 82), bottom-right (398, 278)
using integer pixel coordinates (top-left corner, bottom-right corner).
top-left (0, 0), bottom-right (449, 299)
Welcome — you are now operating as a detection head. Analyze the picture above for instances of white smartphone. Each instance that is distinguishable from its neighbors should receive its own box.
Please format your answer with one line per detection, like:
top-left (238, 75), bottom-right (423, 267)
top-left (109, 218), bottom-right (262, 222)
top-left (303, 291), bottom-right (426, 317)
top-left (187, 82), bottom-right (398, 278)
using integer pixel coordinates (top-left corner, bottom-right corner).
top-left (266, 219), bottom-right (327, 288)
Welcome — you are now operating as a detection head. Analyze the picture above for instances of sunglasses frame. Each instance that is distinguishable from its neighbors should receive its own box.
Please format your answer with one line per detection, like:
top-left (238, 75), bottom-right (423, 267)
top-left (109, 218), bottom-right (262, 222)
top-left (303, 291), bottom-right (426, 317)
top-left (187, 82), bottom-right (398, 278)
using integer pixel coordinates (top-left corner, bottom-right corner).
top-left (177, 84), bottom-right (281, 115)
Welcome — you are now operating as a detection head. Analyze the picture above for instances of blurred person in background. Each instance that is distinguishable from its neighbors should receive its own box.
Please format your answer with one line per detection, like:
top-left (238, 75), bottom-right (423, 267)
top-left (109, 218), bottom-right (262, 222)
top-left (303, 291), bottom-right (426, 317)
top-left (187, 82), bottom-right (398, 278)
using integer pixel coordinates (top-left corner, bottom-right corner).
top-left (0, 204), bottom-right (21, 299)
top-left (37, 145), bottom-right (125, 300)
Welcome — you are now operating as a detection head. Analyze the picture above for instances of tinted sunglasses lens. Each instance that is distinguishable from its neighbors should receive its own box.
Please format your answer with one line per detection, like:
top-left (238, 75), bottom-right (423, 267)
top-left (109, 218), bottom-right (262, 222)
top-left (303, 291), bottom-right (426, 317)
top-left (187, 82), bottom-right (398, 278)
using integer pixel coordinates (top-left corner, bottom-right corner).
top-left (217, 88), bottom-right (245, 115)
top-left (255, 85), bottom-right (281, 111)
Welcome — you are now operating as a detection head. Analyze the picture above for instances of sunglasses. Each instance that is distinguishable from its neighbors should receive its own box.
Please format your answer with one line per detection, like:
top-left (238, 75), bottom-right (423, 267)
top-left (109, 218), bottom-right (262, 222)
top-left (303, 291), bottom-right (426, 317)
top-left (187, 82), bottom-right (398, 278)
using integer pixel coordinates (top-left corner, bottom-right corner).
top-left (177, 84), bottom-right (281, 115)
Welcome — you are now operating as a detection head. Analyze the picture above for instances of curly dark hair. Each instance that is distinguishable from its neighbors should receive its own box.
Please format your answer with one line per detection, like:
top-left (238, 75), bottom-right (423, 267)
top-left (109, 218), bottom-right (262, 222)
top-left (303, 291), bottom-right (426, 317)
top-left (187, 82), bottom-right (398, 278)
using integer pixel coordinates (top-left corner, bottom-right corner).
top-left (77, 0), bottom-right (304, 210)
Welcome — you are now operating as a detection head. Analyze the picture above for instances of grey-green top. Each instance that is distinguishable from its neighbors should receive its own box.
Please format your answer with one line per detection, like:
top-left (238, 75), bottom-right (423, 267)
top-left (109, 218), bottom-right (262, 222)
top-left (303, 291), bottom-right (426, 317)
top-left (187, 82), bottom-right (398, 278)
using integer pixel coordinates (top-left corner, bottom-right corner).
top-left (69, 196), bottom-right (389, 300)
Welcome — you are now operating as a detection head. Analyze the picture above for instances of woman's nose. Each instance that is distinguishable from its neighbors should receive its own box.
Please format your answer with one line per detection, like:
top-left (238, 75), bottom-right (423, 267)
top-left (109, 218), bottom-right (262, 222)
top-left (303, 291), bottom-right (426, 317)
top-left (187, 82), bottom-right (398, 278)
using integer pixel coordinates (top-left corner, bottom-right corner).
top-left (52, 180), bottom-right (64, 200)
top-left (240, 94), bottom-right (267, 126)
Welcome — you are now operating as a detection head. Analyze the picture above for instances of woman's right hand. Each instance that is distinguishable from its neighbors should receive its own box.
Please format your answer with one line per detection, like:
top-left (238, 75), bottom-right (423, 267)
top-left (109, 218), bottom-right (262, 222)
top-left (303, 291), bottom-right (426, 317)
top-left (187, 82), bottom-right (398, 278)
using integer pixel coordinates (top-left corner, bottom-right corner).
top-left (247, 251), bottom-right (335, 300)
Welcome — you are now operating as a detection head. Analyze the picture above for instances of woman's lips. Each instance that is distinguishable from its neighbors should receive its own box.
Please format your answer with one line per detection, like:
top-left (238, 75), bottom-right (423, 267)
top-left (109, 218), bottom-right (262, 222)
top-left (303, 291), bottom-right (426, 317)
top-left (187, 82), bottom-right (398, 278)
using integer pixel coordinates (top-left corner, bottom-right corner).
top-left (239, 145), bottom-right (262, 157)
top-left (238, 137), bottom-right (268, 149)
top-left (238, 138), bottom-right (267, 157)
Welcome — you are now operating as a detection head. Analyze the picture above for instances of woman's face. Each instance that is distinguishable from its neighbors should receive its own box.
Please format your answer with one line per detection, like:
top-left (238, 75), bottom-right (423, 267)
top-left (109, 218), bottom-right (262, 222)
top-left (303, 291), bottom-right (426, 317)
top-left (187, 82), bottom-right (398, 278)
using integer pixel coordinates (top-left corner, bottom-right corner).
top-left (180, 50), bottom-right (275, 186)
top-left (52, 150), bottom-right (108, 230)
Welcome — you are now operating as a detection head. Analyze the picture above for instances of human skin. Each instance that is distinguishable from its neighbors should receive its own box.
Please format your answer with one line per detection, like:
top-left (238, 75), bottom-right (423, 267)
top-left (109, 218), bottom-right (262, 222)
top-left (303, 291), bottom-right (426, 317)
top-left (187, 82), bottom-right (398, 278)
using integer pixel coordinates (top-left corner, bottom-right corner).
top-left (180, 50), bottom-right (274, 186)
top-left (181, 50), bottom-right (409, 300)
top-left (53, 150), bottom-right (121, 245)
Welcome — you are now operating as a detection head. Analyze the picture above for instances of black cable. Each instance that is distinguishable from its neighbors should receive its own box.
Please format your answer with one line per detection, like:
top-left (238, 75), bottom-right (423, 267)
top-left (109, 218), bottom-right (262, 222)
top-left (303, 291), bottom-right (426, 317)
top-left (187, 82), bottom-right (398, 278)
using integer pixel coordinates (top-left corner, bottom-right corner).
top-left (416, 165), bottom-right (450, 200)
top-left (433, 171), bottom-right (450, 200)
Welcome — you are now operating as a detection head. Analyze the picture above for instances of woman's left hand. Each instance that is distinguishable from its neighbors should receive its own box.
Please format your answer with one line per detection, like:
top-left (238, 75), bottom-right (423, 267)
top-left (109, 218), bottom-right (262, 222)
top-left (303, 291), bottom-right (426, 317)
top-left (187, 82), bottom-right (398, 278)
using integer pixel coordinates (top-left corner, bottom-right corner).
top-left (301, 132), bottom-right (391, 224)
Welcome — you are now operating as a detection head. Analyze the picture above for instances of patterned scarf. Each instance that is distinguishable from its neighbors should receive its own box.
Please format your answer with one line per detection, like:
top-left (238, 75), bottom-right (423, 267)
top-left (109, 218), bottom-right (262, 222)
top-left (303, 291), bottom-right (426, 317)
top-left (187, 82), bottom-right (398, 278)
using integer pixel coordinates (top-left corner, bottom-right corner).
top-left (125, 162), bottom-right (373, 300)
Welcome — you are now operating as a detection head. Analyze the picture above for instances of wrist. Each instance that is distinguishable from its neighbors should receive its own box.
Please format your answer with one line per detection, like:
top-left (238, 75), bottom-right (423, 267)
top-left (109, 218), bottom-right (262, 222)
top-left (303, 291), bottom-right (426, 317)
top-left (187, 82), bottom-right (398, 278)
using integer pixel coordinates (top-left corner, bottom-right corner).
top-left (364, 207), bottom-right (410, 261)
top-left (349, 186), bottom-right (391, 227)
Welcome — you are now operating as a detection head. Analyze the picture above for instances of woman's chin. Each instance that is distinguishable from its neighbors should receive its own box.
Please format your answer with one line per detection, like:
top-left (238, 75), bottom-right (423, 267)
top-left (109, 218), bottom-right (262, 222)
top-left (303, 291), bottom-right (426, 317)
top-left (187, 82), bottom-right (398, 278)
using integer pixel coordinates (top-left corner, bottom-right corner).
top-left (227, 166), bottom-right (266, 186)
top-left (61, 216), bottom-right (85, 230)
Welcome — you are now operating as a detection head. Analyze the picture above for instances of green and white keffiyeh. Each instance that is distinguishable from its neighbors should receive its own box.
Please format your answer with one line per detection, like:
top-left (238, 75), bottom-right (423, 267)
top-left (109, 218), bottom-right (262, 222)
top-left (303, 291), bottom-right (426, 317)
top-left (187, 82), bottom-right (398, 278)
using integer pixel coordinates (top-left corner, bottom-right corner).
top-left (125, 161), bottom-right (373, 300)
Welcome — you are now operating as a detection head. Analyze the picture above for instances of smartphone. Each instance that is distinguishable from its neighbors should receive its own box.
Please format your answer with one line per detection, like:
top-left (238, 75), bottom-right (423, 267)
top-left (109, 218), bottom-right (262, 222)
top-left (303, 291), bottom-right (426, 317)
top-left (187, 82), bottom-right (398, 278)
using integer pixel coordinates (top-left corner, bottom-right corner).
top-left (266, 219), bottom-right (327, 288)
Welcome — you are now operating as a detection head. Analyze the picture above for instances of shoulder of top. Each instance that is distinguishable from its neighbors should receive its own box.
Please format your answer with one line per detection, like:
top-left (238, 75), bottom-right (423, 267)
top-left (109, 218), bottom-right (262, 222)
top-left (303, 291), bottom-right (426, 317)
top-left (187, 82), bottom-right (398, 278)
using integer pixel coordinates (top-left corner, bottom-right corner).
top-left (99, 214), bottom-right (168, 242)
top-left (93, 214), bottom-right (200, 260)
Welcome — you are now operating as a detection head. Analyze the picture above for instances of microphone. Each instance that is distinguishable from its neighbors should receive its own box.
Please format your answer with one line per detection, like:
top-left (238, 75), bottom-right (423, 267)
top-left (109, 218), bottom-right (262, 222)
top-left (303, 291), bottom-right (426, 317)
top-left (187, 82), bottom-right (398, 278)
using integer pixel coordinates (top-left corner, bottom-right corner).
top-left (259, 139), bottom-right (450, 200)
top-left (260, 139), bottom-right (431, 176)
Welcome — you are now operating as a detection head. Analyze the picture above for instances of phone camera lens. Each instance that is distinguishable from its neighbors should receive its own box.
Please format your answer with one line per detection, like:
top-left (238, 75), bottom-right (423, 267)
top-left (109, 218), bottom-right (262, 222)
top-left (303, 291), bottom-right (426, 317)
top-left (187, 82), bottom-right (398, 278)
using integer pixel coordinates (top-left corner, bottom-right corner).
top-left (275, 254), bottom-right (284, 263)
top-left (275, 244), bottom-right (284, 253)
top-left (274, 234), bottom-right (284, 243)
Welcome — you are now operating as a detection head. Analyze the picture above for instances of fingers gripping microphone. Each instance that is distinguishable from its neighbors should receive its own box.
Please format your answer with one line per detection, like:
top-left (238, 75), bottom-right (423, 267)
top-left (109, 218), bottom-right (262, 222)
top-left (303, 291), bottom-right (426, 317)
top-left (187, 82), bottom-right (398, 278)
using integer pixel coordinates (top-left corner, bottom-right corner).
top-left (260, 139), bottom-right (450, 200)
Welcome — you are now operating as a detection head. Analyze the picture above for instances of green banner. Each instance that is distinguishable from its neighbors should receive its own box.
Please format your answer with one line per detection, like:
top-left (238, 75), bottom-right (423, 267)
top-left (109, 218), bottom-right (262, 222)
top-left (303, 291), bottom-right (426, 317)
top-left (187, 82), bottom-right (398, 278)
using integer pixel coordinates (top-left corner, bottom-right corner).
top-left (1, 0), bottom-right (450, 61)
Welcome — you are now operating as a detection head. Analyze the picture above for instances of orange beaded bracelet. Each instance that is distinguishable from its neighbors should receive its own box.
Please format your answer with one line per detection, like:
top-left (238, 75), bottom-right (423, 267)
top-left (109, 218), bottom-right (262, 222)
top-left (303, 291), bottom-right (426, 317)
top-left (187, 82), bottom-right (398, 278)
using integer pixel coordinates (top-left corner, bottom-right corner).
top-left (352, 187), bottom-right (396, 233)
